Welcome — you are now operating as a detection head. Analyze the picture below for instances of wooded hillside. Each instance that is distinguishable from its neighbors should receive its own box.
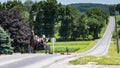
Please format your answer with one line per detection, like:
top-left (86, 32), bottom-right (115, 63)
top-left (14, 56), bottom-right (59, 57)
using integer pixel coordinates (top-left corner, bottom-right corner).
top-left (68, 3), bottom-right (109, 12)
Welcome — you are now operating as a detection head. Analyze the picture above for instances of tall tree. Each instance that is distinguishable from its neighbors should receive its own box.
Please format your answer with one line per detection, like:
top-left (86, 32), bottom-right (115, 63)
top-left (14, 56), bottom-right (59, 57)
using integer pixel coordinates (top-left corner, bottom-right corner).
top-left (77, 15), bottom-right (89, 40)
top-left (0, 26), bottom-right (13, 54)
top-left (3, 0), bottom-right (23, 10)
top-left (109, 5), bottom-right (115, 16)
top-left (87, 17), bottom-right (101, 39)
top-left (29, 2), bottom-right (39, 27)
top-left (2, 0), bottom-right (30, 21)
top-left (59, 6), bottom-right (73, 40)
top-left (33, 1), bottom-right (45, 37)
top-left (42, 0), bottom-right (59, 37)
top-left (116, 4), bottom-right (120, 14)
top-left (31, 0), bottom-right (59, 37)
top-left (0, 10), bottom-right (31, 53)
top-left (86, 8), bottom-right (107, 39)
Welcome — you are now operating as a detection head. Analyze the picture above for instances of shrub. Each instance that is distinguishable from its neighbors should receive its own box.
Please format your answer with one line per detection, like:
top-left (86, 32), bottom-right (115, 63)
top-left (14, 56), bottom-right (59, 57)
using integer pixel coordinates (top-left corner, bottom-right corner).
top-left (0, 26), bottom-right (13, 54)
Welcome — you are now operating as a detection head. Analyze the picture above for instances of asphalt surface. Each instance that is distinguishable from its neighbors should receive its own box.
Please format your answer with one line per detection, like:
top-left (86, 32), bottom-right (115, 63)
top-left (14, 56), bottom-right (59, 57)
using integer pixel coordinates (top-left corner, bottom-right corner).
top-left (0, 54), bottom-right (61, 68)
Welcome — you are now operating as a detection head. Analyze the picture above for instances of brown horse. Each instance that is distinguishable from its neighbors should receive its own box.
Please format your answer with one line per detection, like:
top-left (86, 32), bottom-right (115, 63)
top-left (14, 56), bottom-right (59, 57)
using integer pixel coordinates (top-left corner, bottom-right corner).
top-left (30, 35), bottom-right (48, 53)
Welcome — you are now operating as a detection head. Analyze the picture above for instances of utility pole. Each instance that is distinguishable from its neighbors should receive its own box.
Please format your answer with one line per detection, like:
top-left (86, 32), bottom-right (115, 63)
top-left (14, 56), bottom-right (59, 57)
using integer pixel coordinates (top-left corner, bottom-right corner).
top-left (115, 10), bottom-right (119, 54)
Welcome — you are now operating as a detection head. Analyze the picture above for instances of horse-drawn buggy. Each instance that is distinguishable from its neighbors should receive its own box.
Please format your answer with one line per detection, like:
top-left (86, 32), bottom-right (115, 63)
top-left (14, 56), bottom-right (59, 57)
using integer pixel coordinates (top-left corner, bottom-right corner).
top-left (30, 30), bottom-right (50, 53)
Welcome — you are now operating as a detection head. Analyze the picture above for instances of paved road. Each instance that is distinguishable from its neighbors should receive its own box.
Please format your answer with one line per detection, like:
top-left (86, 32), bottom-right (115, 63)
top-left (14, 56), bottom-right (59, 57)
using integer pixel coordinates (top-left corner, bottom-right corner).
top-left (0, 54), bottom-right (63, 68)
top-left (47, 16), bottom-right (115, 68)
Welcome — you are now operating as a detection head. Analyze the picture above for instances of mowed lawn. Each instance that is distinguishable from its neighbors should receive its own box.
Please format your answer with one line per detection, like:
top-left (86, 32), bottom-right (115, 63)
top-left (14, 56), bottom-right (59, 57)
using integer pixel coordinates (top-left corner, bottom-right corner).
top-left (47, 40), bottom-right (98, 53)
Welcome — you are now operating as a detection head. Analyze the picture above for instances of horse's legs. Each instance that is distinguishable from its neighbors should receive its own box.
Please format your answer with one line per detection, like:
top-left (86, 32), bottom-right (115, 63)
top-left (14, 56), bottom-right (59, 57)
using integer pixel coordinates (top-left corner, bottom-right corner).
top-left (44, 44), bottom-right (50, 54)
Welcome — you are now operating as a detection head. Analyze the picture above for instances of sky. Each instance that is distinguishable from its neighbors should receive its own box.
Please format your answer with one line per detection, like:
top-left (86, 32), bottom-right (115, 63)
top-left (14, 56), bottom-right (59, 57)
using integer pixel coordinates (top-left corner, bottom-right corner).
top-left (57, 0), bottom-right (120, 5)
top-left (0, 0), bottom-right (120, 5)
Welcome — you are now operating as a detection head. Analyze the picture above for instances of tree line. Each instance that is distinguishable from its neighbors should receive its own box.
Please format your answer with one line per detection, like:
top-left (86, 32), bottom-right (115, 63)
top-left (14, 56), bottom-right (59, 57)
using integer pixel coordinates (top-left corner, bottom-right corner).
top-left (29, 0), bottom-right (108, 40)
top-left (0, 0), bottom-right (109, 54)
top-left (109, 4), bottom-right (120, 16)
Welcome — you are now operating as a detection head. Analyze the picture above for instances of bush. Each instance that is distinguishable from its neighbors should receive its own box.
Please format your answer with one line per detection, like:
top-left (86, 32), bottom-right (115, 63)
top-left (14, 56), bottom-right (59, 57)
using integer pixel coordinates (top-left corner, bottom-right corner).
top-left (0, 26), bottom-right (13, 54)
top-left (0, 10), bottom-right (31, 53)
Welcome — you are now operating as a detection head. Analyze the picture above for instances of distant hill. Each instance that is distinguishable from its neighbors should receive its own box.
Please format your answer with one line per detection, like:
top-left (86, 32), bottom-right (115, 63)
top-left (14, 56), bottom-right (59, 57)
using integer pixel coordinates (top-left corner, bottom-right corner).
top-left (68, 3), bottom-right (109, 12)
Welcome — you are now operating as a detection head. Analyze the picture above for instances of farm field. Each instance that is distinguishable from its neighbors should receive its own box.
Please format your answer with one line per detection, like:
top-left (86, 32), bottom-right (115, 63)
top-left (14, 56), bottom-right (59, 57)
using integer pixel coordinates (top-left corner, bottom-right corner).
top-left (37, 40), bottom-right (98, 54)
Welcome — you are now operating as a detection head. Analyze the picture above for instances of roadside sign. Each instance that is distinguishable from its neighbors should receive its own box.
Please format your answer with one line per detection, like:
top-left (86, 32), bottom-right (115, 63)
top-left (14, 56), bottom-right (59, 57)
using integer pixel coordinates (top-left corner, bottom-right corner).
top-left (51, 38), bottom-right (56, 54)
top-left (51, 38), bottom-right (56, 43)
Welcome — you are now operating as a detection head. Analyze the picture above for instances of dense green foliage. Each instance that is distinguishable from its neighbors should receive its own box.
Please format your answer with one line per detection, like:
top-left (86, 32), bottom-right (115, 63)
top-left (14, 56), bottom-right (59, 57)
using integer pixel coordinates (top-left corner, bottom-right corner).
top-left (31, 0), bottom-right (60, 37)
top-left (2, 0), bottom-right (30, 21)
top-left (29, 0), bottom-right (108, 40)
top-left (109, 4), bottom-right (120, 16)
top-left (0, 26), bottom-right (13, 54)
top-left (69, 3), bottom-right (109, 12)
top-left (59, 6), bottom-right (74, 40)
top-left (0, 10), bottom-right (31, 53)
top-left (109, 5), bottom-right (115, 16)
top-left (86, 8), bottom-right (108, 39)
top-left (116, 4), bottom-right (120, 14)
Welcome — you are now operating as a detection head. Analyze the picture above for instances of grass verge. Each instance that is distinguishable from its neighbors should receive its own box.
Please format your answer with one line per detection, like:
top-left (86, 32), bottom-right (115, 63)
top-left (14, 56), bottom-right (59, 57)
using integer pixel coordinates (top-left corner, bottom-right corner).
top-left (76, 39), bottom-right (98, 53)
top-left (99, 23), bottom-right (107, 38)
top-left (69, 41), bottom-right (120, 65)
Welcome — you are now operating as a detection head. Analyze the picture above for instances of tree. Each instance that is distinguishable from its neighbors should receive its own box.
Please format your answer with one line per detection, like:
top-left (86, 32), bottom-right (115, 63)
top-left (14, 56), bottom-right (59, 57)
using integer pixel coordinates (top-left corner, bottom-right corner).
top-left (87, 17), bottom-right (102, 39)
top-left (59, 6), bottom-right (73, 40)
top-left (70, 7), bottom-right (88, 40)
top-left (86, 8), bottom-right (107, 39)
top-left (0, 2), bottom-right (3, 10)
top-left (41, 0), bottom-right (59, 37)
top-left (30, 0), bottom-right (60, 37)
top-left (0, 10), bottom-right (31, 53)
top-left (75, 15), bottom-right (89, 40)
top-left (2, 0), bottom-right (29, 21)
top-left (0, 26), bottom-right (13, 54)
top-left (86, 8), bottom-right (108, 22)
top-left (116, 4), bottom-right (120, 14)
top-left (29, 2), bottom-right (39, 27)
top-left (3, 0), bottom-right (23, 10)
top-left (24, 0), bottom-right (33, 12)
top-left (33, 1), bottom-right (45, 37)
top-left (109, 5), bottom-right (115, 16)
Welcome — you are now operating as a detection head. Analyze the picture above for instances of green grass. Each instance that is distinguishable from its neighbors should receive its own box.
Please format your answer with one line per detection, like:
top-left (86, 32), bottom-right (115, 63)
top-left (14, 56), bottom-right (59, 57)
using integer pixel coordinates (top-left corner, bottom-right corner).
top-left (99, 23), bottom-right (107, 38)
top-left (48, 41), bottom-right (92, 53)
top-left (37, 40), bottom-right (98, 54)
top-left (76, 40), bottom-right (98, 52)
top-left (70, 41), bottom-right (120, 65)
top-left (116, 15), bottom-right (120, 22)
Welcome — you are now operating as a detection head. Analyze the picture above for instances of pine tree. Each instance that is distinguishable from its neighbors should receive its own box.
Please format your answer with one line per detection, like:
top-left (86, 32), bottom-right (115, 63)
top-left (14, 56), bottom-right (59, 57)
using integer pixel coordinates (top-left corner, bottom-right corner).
top-left (0, 26), bottom-right (13, 54)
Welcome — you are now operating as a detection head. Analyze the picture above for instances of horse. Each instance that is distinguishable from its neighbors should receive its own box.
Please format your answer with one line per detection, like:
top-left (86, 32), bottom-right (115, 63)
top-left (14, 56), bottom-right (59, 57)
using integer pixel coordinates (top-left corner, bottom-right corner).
top-left (30, 35), bottom-right (50, 53)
